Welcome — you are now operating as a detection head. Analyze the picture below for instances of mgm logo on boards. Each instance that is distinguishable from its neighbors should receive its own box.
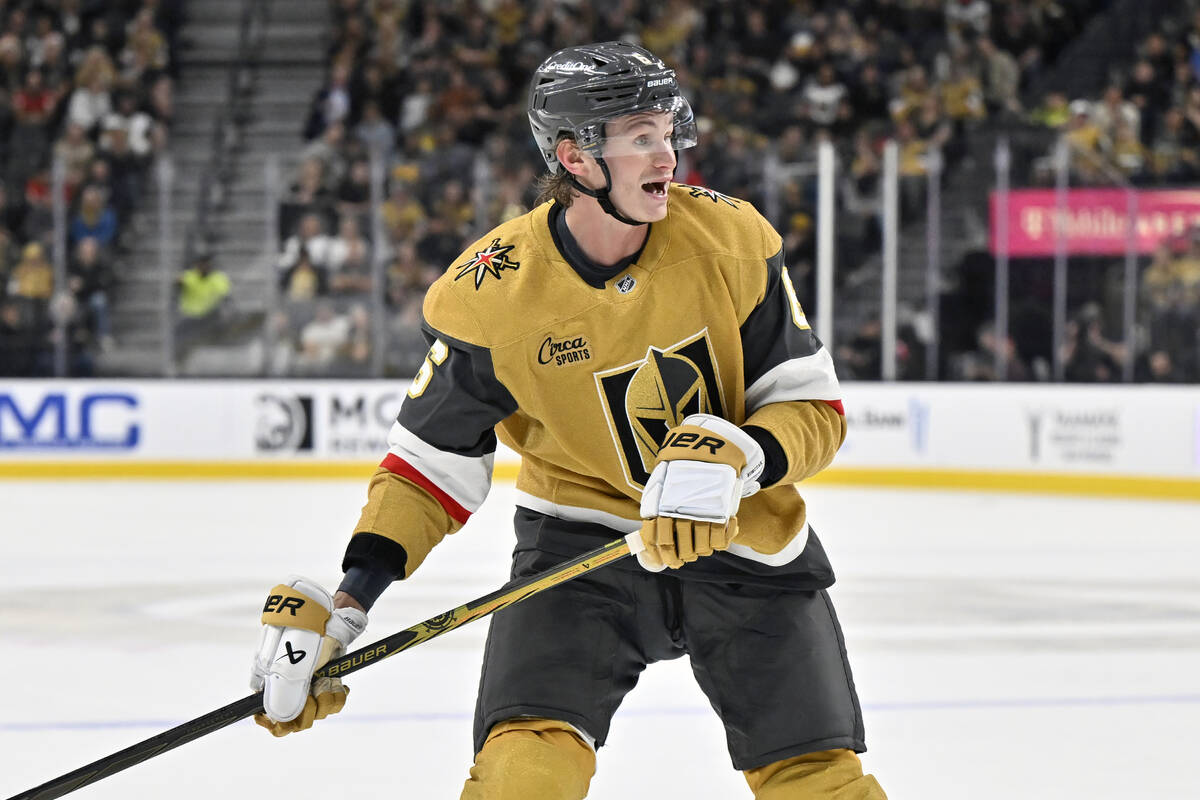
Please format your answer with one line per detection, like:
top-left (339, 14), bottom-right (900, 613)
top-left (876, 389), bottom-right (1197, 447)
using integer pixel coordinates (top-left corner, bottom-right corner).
top-left (254, 394), bottom-right (314, 452)
top-left (254, 391), bottom-right (405, 456)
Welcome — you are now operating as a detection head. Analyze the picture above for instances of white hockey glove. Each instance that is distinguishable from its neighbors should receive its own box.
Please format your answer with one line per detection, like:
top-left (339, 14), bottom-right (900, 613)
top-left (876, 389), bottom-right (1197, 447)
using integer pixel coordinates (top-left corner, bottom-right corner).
top-left (637, 414), bottom-right (765, 571)
top-left (250, 576), bottom-right (367, 737)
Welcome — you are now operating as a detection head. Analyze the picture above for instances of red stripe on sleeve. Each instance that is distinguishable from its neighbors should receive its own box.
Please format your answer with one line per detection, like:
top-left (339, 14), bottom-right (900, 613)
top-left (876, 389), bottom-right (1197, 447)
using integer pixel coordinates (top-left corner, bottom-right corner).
top-left (380, 453), bottom-right (472, 525)
top-left (820, 399), bottom-right (845, 415)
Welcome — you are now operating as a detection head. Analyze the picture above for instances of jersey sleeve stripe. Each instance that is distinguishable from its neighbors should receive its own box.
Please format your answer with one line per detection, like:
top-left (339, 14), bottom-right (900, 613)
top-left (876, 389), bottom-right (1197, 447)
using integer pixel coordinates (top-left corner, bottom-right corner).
top-left (821, 399), bottom-right (845, 415)
top-left (513, 490), bottom-right (642, 534)
top-left (383, 421), bottom-right (493, 517)
top-left (745, 349), bottom-right (842, 413)
top-left (380, 453), bottom-right (473, 525)
top-left (725, 521), bottom-right (809, 566)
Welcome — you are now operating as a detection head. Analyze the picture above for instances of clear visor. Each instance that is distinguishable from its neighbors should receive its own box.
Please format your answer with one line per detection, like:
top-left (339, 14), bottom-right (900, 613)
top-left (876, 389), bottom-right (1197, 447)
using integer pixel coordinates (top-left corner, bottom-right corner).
top-left (574, 96), bottom-right (699, 159)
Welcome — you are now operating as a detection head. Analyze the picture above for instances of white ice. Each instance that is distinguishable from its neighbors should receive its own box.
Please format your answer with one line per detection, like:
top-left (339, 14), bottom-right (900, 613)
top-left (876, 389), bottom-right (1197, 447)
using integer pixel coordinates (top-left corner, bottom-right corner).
top-left (1, 480), bottom-right (1197, 799)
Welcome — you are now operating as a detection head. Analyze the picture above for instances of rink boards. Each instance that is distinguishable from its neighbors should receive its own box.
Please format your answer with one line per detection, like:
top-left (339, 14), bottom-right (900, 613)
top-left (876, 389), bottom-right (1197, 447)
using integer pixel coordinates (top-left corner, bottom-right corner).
top-left (0, 380), bottom-right (1197, 500)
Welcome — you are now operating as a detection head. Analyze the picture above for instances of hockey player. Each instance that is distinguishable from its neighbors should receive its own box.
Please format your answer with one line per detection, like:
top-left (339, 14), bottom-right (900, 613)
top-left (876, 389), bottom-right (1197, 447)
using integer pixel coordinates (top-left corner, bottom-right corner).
top-left (249, 41), bottom-right (886, 799)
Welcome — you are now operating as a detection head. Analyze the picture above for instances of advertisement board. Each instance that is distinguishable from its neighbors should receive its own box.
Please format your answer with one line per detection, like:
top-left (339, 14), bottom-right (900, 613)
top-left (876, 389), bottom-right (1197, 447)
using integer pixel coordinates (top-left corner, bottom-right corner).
top-left (989, 188), bottom-right (1200, 257)
top-left (1, 381), bottom-right (1197, 499)
top-left (835, 384), bottom-right (1197, 475)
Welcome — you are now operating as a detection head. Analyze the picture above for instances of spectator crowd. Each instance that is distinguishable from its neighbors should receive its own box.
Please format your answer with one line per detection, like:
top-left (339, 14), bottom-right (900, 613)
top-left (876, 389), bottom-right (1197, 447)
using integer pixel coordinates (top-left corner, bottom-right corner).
top-left (0, 0), bottom-right (182, 377)
top-left (275, 0), bottom-right (1183, 381)
top-left (2, 0), bottom-right (1193, 383)
top-left (944, 3), bottom-right (1200, 384)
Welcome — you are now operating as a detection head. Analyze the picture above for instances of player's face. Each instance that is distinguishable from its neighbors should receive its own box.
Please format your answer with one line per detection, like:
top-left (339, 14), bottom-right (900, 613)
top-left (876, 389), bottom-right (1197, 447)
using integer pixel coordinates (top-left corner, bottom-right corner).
top-left (600, 111), bottom-right (677, 222)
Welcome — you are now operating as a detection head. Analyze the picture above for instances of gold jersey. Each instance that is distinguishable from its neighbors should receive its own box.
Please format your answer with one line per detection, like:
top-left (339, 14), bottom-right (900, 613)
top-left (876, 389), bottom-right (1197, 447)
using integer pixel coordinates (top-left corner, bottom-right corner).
top-left (350, 183), bottom-right (846, 584)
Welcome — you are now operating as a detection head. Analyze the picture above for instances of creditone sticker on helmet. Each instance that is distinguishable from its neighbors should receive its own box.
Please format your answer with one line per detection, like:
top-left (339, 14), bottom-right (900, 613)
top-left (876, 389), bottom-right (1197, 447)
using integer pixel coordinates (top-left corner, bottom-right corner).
top-left (453, 238), bottom-right (520, 289)
top-left (545, 60), bottom-right (603, 75)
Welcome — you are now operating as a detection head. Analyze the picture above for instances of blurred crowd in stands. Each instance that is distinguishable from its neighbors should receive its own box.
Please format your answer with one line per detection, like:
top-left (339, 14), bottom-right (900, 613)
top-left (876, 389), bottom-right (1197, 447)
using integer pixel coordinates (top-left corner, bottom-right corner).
top-left (945, 3), bottom-right (1200, 384)
top-left (1045, 21), bottom-right (1200, 187)
top-left (1, 0), bottom-right (1195, 383)
top-left (0, 0), bottom-right (181, 376)
top-left (273, 0), bottom-right (1197, 383)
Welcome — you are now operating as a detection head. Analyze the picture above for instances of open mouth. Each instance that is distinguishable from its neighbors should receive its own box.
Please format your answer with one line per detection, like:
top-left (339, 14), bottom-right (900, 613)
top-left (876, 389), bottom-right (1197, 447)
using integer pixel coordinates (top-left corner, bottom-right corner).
top-left (641, 181), bottom-right (668, 198)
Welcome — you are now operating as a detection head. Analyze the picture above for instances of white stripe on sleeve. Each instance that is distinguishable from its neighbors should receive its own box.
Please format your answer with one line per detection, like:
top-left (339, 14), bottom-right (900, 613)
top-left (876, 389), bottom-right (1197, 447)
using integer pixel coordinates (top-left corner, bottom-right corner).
top-left (386, 421), bottom-right (494, 513)
top-left (513, 490), bottom-right (642, 533)
top-left (745, 348), bottom-right (841, 415)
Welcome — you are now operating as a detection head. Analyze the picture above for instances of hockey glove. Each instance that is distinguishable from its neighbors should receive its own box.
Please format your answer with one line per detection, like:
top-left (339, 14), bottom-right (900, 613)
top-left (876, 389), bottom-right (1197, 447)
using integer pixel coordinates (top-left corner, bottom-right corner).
top-left (250, 576), bottom-right (367, 737)
top-left (637, 414), bottom-right (765, 571)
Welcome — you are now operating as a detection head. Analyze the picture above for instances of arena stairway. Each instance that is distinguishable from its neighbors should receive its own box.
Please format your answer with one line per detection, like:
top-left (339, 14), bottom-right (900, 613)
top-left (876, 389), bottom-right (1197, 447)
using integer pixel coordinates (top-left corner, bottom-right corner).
top-left (99, 0), bottom-right (328, 376)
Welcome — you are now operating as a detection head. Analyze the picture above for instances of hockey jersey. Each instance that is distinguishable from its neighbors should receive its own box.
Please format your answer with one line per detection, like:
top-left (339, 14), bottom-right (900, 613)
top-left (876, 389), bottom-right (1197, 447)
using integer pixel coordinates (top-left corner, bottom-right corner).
top-left (348, 183), bottom-right (846, 585)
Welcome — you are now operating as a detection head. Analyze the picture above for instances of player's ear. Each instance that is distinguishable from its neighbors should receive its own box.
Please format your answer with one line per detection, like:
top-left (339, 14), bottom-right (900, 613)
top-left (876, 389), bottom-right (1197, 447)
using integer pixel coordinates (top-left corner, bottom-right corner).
top-left (556, 138), bottom-right (589, 177)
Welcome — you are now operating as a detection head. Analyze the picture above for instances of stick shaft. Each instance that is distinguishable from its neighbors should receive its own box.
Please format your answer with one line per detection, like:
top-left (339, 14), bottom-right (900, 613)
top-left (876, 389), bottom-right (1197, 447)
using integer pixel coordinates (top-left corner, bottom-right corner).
top-left (5, 695), bottom-right (264, 800)
top-left (7, 536), bottom-right (633, 800)
top-left (316, 535), bottom-right (632, 680)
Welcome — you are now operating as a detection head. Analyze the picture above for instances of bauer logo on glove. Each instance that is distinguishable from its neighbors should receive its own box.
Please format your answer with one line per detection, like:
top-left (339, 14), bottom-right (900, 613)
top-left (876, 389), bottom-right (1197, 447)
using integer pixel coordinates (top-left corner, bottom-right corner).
top-left (263, 593), bottom-right (305, 615)
top-left (660, 430), bottom-right (728, 455)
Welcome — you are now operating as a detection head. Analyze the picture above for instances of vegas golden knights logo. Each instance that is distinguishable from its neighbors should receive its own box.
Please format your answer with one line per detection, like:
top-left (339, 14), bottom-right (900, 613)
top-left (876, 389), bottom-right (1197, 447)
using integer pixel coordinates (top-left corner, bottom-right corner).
top-left (420, 612), bottom-right (459, 633)
top-left (594, 329), bottom-right (725, 489)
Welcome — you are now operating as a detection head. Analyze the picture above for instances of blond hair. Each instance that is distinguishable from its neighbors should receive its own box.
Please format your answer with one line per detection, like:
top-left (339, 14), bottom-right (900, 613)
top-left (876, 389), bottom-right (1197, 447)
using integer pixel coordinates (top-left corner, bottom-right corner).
top-left (534, 170), bottom-right (578, 207)
top-left (534, 133), bottom-right (582, 207)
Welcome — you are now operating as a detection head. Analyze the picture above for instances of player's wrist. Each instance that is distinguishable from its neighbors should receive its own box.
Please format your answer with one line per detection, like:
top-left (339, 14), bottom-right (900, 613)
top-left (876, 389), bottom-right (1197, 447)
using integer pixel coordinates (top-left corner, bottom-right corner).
top-left (336, 562), bottom-right (394, 612)
top-left (333, 590), bottom-right (367, 613)
top-left (740, 424), bottom-right (787, 488)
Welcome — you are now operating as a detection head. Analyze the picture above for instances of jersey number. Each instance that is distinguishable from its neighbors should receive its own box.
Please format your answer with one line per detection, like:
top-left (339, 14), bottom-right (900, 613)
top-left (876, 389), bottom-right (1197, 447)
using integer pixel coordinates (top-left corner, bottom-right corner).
top-left (408, 339), bottom-right (449, 398)
top-left (780, 267), bottom-right (811, 330)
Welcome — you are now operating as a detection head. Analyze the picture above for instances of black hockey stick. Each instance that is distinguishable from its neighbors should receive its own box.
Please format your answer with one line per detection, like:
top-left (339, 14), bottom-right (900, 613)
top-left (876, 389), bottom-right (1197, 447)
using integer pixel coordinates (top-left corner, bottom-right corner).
top-left (6, 534), bottom-right (639, 800)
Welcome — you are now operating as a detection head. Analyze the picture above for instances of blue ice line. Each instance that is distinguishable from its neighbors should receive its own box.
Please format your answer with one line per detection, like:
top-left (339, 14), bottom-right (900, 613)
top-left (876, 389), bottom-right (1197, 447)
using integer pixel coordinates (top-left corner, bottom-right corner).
top-left (4, 694), bottom-right (1200, 733)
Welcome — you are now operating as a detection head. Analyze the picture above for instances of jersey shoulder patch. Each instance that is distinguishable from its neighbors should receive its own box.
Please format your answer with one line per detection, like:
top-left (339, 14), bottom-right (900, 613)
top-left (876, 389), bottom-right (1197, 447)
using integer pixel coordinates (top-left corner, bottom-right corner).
top-left (672, 182), bottom-right (744, 209)
top-left (666, 182), bottom-right (777, 252)
top-left (422, 203), bottom-right (589, 348)
top-left (658, 183), bottom-right (783, 319)
top-left (450, 236), bottom-right (524, 290)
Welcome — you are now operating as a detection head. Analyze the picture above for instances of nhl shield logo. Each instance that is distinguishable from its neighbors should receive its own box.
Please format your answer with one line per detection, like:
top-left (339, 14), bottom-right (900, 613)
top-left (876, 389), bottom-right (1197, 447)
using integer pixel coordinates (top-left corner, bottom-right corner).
top-left (615, 274), bottom-right (636, 294)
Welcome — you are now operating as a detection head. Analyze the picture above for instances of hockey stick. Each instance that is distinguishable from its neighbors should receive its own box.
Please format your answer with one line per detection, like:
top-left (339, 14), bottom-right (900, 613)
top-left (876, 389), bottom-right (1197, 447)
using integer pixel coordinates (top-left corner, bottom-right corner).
top-left (6, 533), bottom-right (641, 800)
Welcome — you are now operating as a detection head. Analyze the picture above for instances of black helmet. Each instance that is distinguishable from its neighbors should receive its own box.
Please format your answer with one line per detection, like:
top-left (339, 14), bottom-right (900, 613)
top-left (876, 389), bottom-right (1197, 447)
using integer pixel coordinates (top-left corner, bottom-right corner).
top-left (528, 41), bottom-right (698, 172)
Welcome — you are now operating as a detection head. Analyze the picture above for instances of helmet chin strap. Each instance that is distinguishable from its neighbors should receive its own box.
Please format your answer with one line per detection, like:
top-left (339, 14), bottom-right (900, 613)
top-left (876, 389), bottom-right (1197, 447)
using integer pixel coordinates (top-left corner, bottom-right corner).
top-left (566, 158), bottom-right (646, 227)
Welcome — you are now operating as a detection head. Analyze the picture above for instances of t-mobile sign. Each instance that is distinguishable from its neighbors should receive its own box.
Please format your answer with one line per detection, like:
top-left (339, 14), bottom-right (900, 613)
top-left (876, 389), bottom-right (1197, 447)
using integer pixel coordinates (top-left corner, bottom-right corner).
top-left (990, 188), bottom-right (1200, 257)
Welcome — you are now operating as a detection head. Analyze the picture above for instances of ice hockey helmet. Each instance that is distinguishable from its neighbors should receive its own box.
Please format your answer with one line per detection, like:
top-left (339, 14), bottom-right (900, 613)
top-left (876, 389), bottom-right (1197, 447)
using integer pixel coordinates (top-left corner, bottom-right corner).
top-left (527, 41), bottom-right (698, 172)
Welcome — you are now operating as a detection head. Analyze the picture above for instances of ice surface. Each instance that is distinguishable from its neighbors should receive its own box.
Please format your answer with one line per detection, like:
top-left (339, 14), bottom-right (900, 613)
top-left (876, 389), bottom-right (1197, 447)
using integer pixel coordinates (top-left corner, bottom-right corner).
top-left (1, 480), bottom-right (1197, 798)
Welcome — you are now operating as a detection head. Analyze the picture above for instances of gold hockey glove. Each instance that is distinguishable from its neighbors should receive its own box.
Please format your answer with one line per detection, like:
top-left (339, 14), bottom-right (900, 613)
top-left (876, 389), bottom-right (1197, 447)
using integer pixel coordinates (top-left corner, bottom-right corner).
top-left (249, 577), bottom-right (367, 737)
top-left (637, 414), bottom-right (764, 570)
